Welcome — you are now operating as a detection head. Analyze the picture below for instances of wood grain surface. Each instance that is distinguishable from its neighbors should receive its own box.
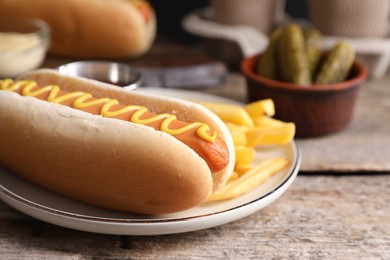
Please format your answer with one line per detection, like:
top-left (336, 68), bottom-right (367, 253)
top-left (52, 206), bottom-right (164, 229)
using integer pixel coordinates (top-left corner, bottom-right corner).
top-left (296, 75), bottom-right (390, 172)
top-left (1, 175), bottom-right (389, 259)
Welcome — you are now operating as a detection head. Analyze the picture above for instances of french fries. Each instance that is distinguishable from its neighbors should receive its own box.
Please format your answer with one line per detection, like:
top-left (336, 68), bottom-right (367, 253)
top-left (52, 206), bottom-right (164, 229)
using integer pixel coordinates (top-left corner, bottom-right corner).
top-left (235, 146), bottom-right (255, 165)
top-left (208, 158), bottom-right (290, 201)
top-left (198, 98), bottom-right (296, 201)
top-left (244, 98), bottom-right (275, 118)
top-left (197, 102), bottom-right (254, 128)
top-left (225, 123), bottom-right (248, 146)
top-left (247, 123), bottom-right (296, 145)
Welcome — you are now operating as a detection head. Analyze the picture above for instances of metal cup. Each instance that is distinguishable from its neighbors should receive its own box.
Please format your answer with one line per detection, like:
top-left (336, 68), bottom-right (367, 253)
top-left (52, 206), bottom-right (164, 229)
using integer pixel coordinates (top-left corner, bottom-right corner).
top-left (57, 61), bottom-right (142, 90)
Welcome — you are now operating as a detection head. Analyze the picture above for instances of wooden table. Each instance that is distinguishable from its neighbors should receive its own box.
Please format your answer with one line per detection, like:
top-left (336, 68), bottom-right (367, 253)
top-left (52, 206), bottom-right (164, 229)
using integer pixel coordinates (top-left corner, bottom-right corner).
top-left (1, 36), bottom-right (389, 259)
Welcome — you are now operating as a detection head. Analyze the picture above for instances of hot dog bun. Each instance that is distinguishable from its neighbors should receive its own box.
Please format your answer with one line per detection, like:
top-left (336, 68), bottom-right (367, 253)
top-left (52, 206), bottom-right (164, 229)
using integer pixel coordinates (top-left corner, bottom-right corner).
top-left (0, 0), bottom-right (156, 58)
top-left (0, 69), bottom-right (234, 215)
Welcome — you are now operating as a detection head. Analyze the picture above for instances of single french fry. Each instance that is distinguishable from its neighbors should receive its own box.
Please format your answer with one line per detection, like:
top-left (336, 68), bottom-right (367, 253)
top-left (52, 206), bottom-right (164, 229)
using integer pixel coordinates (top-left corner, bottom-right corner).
top-left (224, 122), bottom-right (249, 132)
top-left (245, 99), bottom-right (275, 118)
top-left (197, 102), bottom-right (254, 128)
top-left (230, 131), bottom-right (247, 146)
top-left (228, 171), bottom-right (240, 182)
top-left (225, 123), bottom-right (248, 146)
top-left (245, 128), bottom-right (265, 147)
top-left (252, 116), bottom-right (285, 127)
top-left (235, 146), bottom-right (255, 165)
top-left (247, 123), bottom-right (295, 145)
top-left (234, 163), bottom-right (252, 175)
top-left (208, 158), bottom-right (290, 201)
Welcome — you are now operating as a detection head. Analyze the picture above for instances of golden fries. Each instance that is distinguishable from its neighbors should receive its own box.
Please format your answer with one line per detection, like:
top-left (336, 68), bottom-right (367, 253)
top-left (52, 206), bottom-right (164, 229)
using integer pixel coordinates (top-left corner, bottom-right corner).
top-left (247, 123), bottom-right (296, 145)
top-left (225, 123), bottom-right (248, 146)
top-left (197, 98), bottom-right (296, 201)
top-left (198, 99), bottom-right (294, 147)
top-left (252, 116), bottom-right (284, 127)
top-left (208, 158), bottom-right (290, 201)
top-left (235, 146), bottom-right (255, 165)
top-left (234, 163), bottom-right (252, 175)
top-left (197, 102), bottom-right (254, 128)
top-left (244, 98), bottom-right (275, 118)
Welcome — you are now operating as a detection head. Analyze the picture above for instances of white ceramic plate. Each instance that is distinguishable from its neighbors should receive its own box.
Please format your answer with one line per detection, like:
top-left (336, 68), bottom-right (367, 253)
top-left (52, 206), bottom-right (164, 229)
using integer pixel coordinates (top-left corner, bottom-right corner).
top-left (0, 88), bottom-right (300, 235)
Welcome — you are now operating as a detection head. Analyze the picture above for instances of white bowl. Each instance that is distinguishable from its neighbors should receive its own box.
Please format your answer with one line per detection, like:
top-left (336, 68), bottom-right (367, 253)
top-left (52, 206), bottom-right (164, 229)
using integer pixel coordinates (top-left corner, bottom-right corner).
top-left (0, 17), bottom-right (50, 78)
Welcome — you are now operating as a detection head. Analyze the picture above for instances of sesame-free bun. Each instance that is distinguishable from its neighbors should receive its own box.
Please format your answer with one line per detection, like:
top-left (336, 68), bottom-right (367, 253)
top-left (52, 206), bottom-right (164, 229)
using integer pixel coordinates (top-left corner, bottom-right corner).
top-left (0, 69), bottom-right (234, 215)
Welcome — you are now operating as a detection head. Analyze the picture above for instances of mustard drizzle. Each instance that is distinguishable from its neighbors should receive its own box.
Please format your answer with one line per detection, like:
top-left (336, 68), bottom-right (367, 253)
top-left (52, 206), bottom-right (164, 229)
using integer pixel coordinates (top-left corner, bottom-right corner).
top-left (0, 80), bottom-right (217, 143)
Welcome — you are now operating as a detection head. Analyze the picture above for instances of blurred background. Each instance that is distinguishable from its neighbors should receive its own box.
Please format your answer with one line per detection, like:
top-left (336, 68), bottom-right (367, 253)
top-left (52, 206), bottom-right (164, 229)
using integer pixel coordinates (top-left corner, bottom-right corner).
top-left (149, 0), bottom-right (308, 42)
top-left (149, 0), bottom-right (390, 79)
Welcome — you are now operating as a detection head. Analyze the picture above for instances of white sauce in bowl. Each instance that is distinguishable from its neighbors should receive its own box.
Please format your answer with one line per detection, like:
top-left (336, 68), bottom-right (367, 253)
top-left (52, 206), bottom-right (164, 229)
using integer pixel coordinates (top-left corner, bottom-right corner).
top-left (0, 32), bottom-right (47, 78)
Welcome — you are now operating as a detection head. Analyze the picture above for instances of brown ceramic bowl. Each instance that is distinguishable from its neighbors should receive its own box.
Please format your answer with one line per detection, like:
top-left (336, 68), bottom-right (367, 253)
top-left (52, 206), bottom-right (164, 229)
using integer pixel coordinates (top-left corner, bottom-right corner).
top-left (241, 54), bottom-right (368, 137)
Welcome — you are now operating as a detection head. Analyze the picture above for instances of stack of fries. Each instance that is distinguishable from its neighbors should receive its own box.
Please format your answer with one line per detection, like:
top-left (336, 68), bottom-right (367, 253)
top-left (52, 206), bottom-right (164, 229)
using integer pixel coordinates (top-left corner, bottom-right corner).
top-left (197, 99), bottom-right (296, 201)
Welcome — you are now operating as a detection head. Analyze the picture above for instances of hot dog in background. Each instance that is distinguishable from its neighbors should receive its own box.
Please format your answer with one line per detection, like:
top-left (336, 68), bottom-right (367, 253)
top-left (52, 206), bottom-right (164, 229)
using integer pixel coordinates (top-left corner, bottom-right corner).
top-left (0, 69), bottom-right (235, 215)
top-left (0, 0), bottom-right (156, 58)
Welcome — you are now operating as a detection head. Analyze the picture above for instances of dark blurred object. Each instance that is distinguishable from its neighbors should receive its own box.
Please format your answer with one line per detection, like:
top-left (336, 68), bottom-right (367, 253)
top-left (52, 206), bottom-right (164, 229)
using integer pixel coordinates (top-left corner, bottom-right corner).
top-left (149, 0), bottom-right (208, 42)
top-left (285, 0), bottom-right (308, 19)
top-left (150, 0), bottom-right (308, 43)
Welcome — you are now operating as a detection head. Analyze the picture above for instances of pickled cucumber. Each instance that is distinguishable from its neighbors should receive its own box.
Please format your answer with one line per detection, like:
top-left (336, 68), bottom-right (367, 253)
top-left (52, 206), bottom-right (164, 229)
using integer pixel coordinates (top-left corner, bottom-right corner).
top-left (304, 28), bottom-right (322, 77)
top-left (278, 24), bottom-right (311, 85)
top-left (256, 28), bottom-right (283, 80)
top-left (315, 41), bottom-right (355, 85)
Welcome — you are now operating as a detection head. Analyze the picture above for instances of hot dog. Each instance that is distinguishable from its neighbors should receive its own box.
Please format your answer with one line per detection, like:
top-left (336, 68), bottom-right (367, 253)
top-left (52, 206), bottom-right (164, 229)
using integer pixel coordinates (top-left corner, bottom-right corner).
top-left (0, 0), bottom-right (156, 58)
top-left (0, 69), bottom-right (235, 215)
top-left (1, 79), bottom-right (229, 173)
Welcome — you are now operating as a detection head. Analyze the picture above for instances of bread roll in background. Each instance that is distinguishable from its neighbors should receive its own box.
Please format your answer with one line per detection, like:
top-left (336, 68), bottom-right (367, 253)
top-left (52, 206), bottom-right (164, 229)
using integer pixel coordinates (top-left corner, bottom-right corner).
top-left (0, 0), bottom-right (156, 58)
